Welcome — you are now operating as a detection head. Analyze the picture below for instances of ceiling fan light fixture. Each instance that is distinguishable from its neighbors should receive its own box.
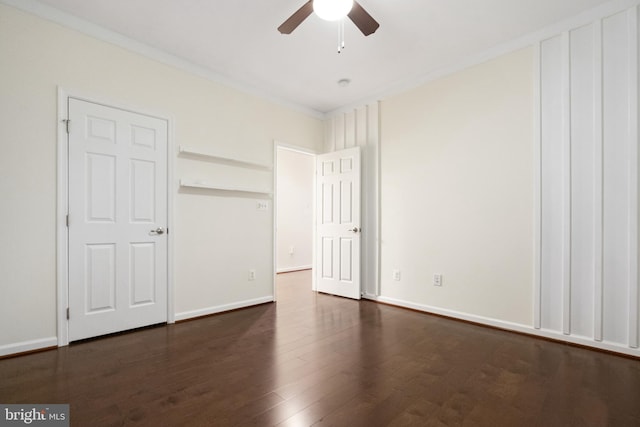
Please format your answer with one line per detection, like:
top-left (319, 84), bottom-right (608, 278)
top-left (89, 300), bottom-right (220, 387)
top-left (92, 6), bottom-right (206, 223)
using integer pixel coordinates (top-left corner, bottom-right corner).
top-left (313, 0), bottom-right (354, 22)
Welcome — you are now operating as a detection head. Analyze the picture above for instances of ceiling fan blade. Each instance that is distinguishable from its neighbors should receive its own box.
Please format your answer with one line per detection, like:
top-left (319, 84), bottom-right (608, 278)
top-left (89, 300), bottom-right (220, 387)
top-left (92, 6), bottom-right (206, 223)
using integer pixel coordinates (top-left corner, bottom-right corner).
top-left (278, 1), bottom-right (314, 34)
top-left (348, 1), bottom-right (380, 36)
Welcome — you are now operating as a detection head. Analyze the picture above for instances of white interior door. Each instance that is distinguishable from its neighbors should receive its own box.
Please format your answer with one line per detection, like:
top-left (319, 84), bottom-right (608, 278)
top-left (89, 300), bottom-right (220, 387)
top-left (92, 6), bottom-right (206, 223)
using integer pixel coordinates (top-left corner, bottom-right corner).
top-left (316, 147), bottom-right (361, 299)
top-left (67, 98), bottom-right (168, 341)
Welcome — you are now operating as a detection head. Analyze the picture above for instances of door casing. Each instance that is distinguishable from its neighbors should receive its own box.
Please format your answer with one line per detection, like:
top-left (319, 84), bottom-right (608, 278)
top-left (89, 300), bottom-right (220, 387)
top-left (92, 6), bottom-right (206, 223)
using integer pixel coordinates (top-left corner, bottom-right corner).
top-left (56, 87), bottom-right (175, 346)
top-left (272, 141), bottom-right (318, 301)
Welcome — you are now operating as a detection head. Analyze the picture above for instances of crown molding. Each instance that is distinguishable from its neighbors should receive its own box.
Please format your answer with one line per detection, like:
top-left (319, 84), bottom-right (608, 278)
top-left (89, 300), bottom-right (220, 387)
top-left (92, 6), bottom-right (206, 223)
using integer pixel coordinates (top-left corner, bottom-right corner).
top-left (4, 0), bottom-right (638, 120)
top-left (0, 0), bottom-right (325, 119)
top-left (326, 0), bottom-right (640, 116)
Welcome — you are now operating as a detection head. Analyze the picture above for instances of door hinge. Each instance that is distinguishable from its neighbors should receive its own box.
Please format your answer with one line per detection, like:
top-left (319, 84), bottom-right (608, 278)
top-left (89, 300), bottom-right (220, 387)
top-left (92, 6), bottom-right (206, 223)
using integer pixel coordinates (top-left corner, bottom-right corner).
top-left (63, 119), bottom-right (70, 134)
top-left (66, 214), bottom-right (69, 227)
top-left (66, 308), bottom-right (70, 320)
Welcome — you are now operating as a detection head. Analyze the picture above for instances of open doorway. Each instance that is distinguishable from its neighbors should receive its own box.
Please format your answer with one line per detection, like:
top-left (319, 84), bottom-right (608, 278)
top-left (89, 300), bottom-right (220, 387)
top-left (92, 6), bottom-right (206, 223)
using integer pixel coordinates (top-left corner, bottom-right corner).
top-left (274, 144), bottom-right (316, 298)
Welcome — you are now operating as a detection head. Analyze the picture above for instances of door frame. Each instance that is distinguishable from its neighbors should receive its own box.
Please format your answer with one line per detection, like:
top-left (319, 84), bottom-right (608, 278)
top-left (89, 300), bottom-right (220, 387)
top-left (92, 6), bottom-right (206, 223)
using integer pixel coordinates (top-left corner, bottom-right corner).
top-left (272, 141), bottom-right (318, 301)
top-left (56, 87), bottom-right (175, 346)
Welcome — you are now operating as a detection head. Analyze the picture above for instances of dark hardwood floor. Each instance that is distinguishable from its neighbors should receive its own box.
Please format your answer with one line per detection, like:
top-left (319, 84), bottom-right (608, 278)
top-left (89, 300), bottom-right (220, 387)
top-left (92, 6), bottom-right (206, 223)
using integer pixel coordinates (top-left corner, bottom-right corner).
top-left (1, 270), bottom-right (639, 426)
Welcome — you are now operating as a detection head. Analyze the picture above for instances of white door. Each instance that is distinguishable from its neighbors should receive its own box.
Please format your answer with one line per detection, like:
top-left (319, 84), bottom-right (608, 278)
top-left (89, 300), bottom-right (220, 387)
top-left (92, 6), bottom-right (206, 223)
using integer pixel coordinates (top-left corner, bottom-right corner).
top-left (316, 147), bottom-right (361, 299)
top-left (67, 98), bottom-right (168, 341)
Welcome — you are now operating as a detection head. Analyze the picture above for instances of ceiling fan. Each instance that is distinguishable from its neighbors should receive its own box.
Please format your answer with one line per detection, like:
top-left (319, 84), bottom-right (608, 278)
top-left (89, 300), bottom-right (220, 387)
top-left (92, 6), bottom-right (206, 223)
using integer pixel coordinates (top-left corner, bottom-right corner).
top-left (278, 0), bottom-right (380, 36)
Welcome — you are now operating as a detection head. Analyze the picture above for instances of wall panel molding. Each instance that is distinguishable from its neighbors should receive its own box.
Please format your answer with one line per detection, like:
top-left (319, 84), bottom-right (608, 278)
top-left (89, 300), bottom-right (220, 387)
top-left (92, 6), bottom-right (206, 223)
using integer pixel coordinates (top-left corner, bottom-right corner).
top-left (628, 7), bottom-right (639, 348)
top-left (371, 295), bottom-right (640, 358)
top-left (593, 18), bottom-right (605, 343)
top-left (540, 34), bottom-right (564, 332)
top-left (538, 5), bottom-right (640, 352)
top-left (534, 43), bottom-right (543, 330)
top-left (561, 31), bottom-right (573, 336)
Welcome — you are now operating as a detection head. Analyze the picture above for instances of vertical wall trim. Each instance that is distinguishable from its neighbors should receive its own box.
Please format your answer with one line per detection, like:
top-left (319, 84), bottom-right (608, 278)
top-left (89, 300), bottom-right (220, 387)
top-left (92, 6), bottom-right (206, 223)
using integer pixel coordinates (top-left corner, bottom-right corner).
top-left (533, 42), bottom-right (542, 330)
top-left (561, 31), bottom-right (573, 336)
top-left (334, 113), bottom-right (346, 151)
top-left (628, 6), bottom-right (639, 348)
top-left (376, 101), bottom-right (382, 297)
top-left (362, 105), bottom-right (369, 296)
top-left (325, 118), bottom-right (337, 153)
top-left (342, 112), bottom-right (348, 150)
top-left (593, 19), bottom-right (605, 342)
top-left (345, 111), bottom-right (356, 148)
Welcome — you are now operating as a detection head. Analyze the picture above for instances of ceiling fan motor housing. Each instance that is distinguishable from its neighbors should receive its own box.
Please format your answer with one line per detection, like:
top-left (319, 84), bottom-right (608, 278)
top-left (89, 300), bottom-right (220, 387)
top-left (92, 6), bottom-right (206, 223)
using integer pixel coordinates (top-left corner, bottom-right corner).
top-left (278, 0), bottom-right (379, 37)
top-left (313, 0), bottom-right (354, 21)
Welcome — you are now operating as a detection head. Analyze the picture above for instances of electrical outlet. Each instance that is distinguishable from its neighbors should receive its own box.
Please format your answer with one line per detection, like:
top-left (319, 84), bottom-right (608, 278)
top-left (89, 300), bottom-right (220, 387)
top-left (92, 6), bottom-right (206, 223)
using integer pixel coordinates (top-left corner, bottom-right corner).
top-left (433, 274), bottom-right (442, 287)
top-left (393, 269), bottom-right (401, 281)
top-left (248, 269), bottom-right (256, 281)
top-left (289, 245), bottom-right (295, 255)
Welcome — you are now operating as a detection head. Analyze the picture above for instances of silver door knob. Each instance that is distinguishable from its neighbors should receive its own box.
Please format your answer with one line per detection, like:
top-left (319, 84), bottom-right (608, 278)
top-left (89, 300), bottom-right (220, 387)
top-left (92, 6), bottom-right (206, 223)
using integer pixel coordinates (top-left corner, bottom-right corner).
top-left (150, 227), bottom-right (165, 235)
top-left (348, 227), bottom-right (360, 233)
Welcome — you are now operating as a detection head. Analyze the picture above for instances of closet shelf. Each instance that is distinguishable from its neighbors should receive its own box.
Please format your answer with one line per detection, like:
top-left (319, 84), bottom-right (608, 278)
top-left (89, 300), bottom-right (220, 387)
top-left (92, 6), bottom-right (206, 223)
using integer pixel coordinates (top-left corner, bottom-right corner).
top-left (179, 179), bottom-right (272, 195)
top-left (178, 145), bottom-right (272, 170)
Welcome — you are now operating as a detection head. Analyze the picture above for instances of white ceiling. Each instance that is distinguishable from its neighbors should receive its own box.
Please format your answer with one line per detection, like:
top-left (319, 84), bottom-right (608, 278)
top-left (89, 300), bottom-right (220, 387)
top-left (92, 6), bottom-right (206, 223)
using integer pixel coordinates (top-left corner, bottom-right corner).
top-left (31, 0), bottom-right (613, 114)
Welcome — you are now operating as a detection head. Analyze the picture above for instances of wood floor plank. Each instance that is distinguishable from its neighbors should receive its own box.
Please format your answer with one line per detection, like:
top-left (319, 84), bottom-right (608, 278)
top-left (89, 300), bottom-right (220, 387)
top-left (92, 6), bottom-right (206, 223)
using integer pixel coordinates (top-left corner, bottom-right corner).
top-left (1, 270), bottom-right (639, 426)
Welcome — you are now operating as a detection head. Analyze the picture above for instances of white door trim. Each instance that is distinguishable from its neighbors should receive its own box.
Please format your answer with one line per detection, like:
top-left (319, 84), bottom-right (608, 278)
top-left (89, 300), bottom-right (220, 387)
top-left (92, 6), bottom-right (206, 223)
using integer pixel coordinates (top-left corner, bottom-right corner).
top-left (272, 141), bottom-right (318, 301)
top-left (56, 87), bottom-right (175, 346)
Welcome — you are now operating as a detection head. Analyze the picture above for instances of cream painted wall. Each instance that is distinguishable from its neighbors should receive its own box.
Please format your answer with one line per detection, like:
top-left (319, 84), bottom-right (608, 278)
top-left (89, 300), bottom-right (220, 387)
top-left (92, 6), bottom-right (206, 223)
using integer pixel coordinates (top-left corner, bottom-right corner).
top-left (380, 48), bottom-right (534, 326)
top-left (276, 148), bottom-right (314, 272)
top-left (0, 4), bottom-right (322, 352)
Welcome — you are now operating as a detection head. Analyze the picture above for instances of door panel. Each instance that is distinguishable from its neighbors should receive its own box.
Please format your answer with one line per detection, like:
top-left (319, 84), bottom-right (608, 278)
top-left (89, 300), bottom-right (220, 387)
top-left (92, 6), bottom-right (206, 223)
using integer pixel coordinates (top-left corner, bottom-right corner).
top-left (130, 242), bottom-right (156, 306)
top-left (340, 238), bottom-right (353, 281)
top-left (86, 153), bottom-right (116, 222)
top-left (322, 182), bottom-right (334, 223)
top-left (68, 98), bottom-right (168, 341)
top-left (316, 147), bottom-right (361, 299)
top-left (321, 237), bottom-right (334, 278)
top-left (340, 181), bottom-right (353, 222)
top-left (130, 159), bottom-right (156, 222)
top-left (86, 244), bottom-right (116, 312)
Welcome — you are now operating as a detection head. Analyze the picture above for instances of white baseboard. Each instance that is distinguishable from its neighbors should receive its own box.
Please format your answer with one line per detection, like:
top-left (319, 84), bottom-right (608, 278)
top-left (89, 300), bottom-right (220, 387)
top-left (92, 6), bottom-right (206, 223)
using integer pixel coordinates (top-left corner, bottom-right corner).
top-left (174, 296), bottom-right (274, 322)
top-left (372, 295), bottom-right (640, 358)
top-left (4, 297), bottom-right (635, 358)
top-left (375, 295), bottom-right (531, 332)
top-left (0, 337), bottom-right (58, 358)
top-left (276, 265), bottom-right (312, 273)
